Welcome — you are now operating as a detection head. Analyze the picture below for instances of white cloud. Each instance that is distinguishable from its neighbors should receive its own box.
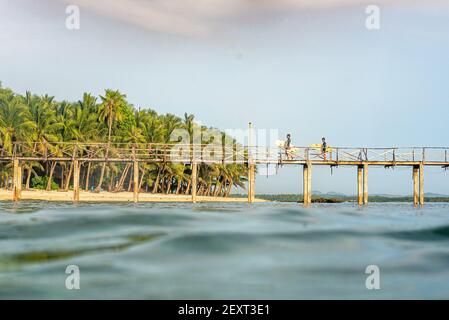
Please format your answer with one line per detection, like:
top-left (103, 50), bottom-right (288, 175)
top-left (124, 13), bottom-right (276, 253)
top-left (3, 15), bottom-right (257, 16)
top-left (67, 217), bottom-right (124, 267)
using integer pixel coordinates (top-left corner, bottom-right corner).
top-left (56, 0), bottom-right (449, 36)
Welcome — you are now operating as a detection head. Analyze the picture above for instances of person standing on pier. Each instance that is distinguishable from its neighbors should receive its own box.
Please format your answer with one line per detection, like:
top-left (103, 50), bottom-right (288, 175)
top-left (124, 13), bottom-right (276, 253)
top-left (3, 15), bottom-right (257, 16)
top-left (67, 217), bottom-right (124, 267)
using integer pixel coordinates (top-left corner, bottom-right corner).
top-left (322, 137), bottom-right (327, 160)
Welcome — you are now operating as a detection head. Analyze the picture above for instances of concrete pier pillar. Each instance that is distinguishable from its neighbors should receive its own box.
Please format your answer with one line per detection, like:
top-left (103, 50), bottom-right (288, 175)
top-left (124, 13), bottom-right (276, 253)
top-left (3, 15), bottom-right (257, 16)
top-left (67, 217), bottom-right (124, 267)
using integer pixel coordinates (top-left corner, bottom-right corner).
top-left (413, 165), bottom-right (419, 206)
top-left (12, 159), bottom-right (22, 201)
top-left (248, 163), bottom-right (255, 203)
top-left (419, 163), bottom-right (424, 205)
top-left (357, 166), bottom-right (363, 205)
top-left (133, 160), bottom-right (139, 203)
top-left (303, 163), bottom-right (312, 206)
top-left (363, 163), bottom-right (369, 205)
top-left (73, 160), bottom-right (80, 202)
top-left (191, 162), bottom-right (197, 203)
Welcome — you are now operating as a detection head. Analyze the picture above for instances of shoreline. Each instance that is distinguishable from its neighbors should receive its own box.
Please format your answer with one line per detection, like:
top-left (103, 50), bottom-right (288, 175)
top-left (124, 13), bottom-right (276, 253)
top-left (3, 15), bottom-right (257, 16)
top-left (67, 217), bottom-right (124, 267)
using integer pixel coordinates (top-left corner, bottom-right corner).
top-left (0, 189), bottom-right (267, 203)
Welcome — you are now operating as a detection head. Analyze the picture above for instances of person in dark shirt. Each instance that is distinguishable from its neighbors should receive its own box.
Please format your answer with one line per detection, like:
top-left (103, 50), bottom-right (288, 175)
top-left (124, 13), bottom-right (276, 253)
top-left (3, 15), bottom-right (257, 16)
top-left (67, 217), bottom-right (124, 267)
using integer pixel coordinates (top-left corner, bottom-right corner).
top-left (321, 137), bottom-right (327, 160)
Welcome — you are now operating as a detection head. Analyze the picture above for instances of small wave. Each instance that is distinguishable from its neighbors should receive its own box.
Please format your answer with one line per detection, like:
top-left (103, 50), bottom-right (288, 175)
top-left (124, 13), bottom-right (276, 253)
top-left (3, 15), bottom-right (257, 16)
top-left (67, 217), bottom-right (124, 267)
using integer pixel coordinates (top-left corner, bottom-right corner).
top-left (385, 225), bottom-right (449, 242)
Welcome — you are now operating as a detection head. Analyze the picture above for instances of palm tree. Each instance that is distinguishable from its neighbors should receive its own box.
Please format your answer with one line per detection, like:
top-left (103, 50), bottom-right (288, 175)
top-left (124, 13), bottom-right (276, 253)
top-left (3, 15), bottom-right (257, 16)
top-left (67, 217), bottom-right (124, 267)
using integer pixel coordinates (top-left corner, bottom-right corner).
top-left (73, 93), bottom-right (102, 191)
top-left (0, 93), bottom-right (31, 154)
top-left (95, 90), bottom-right (127, 192)
top-left (1, 84), bottom-right (251, 197)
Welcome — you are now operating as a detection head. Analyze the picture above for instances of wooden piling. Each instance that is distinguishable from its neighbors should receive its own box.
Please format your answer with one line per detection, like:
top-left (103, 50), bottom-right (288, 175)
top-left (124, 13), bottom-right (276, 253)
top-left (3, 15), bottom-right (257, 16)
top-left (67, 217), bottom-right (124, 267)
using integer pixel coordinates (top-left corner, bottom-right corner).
top-left (357, 166), bottom-right (363, 205)
top-left (17, 162), bottom-right (22, 199)
top-left (303, 165), bottom-right (308, 205)
top-left (191, 162), bottom-right (197, 203)
top-left (307, 163), bottom-right (312, 205)
top-left (73, 160), bottom-right (80, 202)
top-left (363, 163), bottom-right (368, 205)
top-left (12, 159), bottom-right (21, 201)
top-left (247, 122), bottom-right (255, 204)
top-left (248, 163), bottom-right (255, 203)
top-left (419, 163), bottom-right (424, 205)
top-left (413, 166), bottom-right (419, 206)
top-left (303, 163), bottom-right (312, 206)
top-left (133, 160), bottom-right (139, 203)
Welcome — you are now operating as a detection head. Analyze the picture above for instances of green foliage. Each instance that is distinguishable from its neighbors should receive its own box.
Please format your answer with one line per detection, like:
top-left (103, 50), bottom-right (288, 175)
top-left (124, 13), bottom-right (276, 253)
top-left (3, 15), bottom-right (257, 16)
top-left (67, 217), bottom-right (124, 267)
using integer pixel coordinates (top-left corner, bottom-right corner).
top-left (0, 82), bottom-right (248, 196)
top-left (114, 103), bottom-right (136, 138)
top-left (31, 176), bottom-right (58, 190)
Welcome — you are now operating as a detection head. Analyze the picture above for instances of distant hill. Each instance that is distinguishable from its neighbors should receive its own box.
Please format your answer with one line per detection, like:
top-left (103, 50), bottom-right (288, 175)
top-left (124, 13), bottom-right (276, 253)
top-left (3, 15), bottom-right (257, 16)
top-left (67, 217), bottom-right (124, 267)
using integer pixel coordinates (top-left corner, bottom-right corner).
top-left (425, 193), bottom-right (449, 198)
top-left (231, 193), bottom-right (449, 203)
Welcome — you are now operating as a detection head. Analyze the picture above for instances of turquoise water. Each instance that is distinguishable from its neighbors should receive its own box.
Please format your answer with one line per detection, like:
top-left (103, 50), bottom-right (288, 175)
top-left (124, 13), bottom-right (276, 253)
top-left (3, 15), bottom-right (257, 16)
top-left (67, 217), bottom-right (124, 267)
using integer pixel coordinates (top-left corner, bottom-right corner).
top-left (1, 201), bottom-right (449, 299)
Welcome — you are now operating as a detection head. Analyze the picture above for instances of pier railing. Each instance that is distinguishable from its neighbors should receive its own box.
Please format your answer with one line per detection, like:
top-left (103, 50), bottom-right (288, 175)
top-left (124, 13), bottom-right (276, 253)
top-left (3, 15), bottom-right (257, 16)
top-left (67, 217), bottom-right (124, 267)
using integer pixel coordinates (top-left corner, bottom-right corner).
top-left (1, 142), bottom-right (449, 165)
top-left (277, 146), bottom-right (449, 164)
top-left (1, 142), bottom-right (448, 205)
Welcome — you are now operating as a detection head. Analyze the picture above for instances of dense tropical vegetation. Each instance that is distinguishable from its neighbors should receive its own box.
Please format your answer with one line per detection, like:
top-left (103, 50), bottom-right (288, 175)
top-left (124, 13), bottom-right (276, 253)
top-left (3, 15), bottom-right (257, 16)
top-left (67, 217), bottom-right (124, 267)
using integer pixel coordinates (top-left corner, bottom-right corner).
top-left (0, 83), bottom-right (248, 196)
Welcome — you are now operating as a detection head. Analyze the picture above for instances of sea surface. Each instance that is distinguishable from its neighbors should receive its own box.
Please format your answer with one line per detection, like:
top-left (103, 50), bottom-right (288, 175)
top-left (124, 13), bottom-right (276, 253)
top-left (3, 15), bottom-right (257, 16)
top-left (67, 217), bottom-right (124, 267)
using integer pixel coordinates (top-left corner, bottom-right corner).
top-left (1, 201), bottom-right (449, 299)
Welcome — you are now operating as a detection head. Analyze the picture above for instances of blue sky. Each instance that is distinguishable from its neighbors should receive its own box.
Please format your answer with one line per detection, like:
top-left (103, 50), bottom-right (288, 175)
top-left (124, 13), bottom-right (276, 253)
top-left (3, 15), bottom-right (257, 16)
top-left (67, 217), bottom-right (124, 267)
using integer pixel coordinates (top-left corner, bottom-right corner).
top-left (1, 0), bottom-right (448, 194)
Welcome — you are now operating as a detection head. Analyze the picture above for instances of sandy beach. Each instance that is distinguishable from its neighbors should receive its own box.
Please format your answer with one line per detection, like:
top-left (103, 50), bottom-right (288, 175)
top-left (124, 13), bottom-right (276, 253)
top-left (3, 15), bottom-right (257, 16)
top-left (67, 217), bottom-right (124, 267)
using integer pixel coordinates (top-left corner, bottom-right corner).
top-left (0, 189), bottom-right (266, 203)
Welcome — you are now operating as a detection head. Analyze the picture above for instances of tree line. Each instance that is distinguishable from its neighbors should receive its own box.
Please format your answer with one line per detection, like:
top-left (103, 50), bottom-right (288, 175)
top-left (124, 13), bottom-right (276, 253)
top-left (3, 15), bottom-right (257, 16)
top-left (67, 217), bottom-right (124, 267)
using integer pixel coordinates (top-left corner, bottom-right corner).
top-left (0, 83), bottom-right (249, 196)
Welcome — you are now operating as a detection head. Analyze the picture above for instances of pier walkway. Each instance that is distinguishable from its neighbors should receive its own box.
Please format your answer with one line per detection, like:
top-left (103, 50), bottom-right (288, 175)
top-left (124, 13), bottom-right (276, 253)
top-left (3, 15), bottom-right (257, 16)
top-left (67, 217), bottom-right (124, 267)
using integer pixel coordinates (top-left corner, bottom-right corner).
top-left (1, 142), bottom-right (448, 205)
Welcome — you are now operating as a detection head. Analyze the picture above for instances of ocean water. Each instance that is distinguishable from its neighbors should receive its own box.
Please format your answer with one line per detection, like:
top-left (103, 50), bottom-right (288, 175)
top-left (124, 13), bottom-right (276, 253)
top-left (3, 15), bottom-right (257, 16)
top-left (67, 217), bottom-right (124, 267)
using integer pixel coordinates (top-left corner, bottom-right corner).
top-left (1, 201), bottom-right (449, 299)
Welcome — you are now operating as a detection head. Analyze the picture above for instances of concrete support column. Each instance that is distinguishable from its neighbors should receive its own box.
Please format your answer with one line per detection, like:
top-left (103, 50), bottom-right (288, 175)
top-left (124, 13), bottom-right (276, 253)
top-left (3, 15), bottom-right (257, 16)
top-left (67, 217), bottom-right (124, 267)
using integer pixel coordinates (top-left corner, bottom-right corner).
top-left (191, 162), bottom-right (197, 203)
top-left (73, 160), bottom-right (80, 202)
top-left (419, 163), bottom-right (424, 205)
top-left (133, 160), bottom-right (139, 203)
top-left (363, 163), bottom-right (369, 205)
top-left (248, 163), bottom-right (255, 203)
top-left (303, 163), bottom-right (312, 206)
top-left (13, 159), bottom-right (22, 201)
top-left (413, 165), bottom-right (419, 206)
top-left (357, 166), bottom-right (363, 205)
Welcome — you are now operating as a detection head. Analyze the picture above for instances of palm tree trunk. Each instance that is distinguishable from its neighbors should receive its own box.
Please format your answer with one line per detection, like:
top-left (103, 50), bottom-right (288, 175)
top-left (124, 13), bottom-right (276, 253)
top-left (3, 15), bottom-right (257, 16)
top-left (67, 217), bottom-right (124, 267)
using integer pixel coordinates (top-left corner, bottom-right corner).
top-left (96, 120), bottom-right (112, 193)
top-left (166, 175), bottom-right (173, 194)
top-left (185, 180), bottom-right (191, 195)
top-left (64, 161), bottom-right (74, 191)
top-left (25, 168), bottom-right (32, 190)
top-left (127, 171), bottom-right (133, 192)
top-left (197, 183), bottom-right (204, 196)
top-left (225, 180), bottom-right (233, 197)
top-left (215, 182), bottom-right (222, 197)
top-left (46, 162), bottom-right (57, 191)
top-left (60, 164), bottom-right (65, 189)
top-left (115, 163), bottom-right (131, 191)
top-left (175, 179), bottom-right (182, 194)
top-left (152, 168), bottom-right (162, 194)
top-left (108, 172), bottom-right (115, 192)
top-left (95, 162), bottom-right (106, 192)
top-left (205, 183), bottom-right (212, 196)
top-left (85, 162), bottom-right (91, 191)
top-left (138, 169), bottom-right (145, 190)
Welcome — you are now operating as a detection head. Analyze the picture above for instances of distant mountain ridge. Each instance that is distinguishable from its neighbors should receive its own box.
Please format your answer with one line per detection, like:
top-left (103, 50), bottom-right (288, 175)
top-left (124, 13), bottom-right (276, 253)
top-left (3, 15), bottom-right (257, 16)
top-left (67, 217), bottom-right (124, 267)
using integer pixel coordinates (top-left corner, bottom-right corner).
top-left (248, 190), bottom-right (449, 198)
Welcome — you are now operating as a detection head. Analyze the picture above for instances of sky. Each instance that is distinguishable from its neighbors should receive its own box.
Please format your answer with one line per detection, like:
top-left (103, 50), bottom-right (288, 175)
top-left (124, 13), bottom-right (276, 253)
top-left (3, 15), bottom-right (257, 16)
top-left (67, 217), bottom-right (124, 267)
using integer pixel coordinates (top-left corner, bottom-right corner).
top-left (1, 0), bottom-right (448, 195)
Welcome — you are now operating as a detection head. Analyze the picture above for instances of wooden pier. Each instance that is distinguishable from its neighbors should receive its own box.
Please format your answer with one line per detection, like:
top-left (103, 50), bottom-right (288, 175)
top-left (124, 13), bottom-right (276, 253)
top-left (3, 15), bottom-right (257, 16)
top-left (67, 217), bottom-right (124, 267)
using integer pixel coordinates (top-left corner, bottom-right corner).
top-left (1, 141), bottom-right (448, 205)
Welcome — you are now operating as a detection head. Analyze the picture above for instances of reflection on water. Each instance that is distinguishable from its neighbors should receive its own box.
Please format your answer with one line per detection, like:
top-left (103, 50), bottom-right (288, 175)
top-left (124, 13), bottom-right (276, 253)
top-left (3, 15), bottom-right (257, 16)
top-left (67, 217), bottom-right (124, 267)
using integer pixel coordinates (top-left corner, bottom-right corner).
top-left (1, 201), bottom-right (449, 299)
